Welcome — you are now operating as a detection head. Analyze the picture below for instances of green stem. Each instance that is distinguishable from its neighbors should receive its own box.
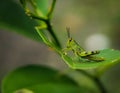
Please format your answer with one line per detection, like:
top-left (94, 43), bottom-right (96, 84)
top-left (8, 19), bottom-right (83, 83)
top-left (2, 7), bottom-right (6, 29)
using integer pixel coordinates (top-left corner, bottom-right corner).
top-left (47, 0), bottom-right (56, 19)
top-left (20, 0), bottom-right (61, 49)
top-left (77, 70), bottom-right (107, 93)
top-left (26, 12), bottom-right (47, 21)
top-left (35, 27), bottom-right (62, 55)
top-left (26, 13), bottom-right (61, 49)
top-left (45, 19), bottom-right (61, 49)
top-left (94, 77), bottom-right (107, 93)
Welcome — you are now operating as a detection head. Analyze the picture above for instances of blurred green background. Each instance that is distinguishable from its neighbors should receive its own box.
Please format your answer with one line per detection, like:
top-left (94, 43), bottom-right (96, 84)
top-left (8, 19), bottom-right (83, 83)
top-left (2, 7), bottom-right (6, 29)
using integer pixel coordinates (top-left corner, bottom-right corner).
top-left (0, 0), bottom-right (120, 93)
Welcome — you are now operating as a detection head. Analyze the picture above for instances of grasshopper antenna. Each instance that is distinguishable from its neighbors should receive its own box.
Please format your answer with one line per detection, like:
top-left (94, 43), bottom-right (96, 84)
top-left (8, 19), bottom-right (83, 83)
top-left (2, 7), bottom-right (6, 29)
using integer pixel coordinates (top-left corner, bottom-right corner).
top-left (66, 27), bottom-right (71, 38)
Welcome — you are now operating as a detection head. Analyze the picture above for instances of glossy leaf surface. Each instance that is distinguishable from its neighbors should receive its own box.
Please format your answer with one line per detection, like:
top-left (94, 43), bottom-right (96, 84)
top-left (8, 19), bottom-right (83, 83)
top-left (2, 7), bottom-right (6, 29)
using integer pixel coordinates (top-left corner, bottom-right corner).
top-left (0, 0), bottom-right (47, 41)
top-left (2, 65), bottom-right (92, 93)
top-left (62, 49), bottom-right (120, 69)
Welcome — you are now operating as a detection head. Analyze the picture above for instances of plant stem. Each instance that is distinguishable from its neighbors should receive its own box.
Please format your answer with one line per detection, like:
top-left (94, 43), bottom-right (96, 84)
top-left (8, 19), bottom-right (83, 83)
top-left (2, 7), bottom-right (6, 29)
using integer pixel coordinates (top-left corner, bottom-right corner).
top-left (47, 0), bottom-right (56, 19)
top-left (77, 70), bottom-right (107, 93)
top-left (45, 19), bottom-right (61, 49)
top-left (45, 0), bottom-right (61, 49)
top-left (26, 13), bottom-right (61, 49)
top-left (93, 76), bottom-right (107, 93)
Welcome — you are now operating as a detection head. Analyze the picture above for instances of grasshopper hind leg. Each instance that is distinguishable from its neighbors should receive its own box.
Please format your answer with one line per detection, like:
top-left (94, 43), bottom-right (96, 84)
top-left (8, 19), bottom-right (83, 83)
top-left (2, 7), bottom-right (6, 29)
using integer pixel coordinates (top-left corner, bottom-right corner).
top-left (82, 55), bottom-right (105, 62)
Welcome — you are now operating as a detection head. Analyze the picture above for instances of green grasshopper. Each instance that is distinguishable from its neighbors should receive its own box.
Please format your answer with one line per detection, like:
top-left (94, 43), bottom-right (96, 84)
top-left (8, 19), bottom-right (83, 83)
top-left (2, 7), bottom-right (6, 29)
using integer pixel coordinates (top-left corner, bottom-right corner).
top-left (63, 27), bottom-right (104, 62)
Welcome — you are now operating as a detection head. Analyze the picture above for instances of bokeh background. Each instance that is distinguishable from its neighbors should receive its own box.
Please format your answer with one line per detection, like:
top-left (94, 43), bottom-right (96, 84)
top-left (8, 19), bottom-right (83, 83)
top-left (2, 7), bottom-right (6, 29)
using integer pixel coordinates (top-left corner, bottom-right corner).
top-left (0, 0), bottom-right (120, 93)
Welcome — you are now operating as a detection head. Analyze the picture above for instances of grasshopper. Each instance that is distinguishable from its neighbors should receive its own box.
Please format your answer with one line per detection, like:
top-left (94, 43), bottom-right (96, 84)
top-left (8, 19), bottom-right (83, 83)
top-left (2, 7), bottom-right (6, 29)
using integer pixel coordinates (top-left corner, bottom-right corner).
top-left (63, 28), bottom-right (104, 62)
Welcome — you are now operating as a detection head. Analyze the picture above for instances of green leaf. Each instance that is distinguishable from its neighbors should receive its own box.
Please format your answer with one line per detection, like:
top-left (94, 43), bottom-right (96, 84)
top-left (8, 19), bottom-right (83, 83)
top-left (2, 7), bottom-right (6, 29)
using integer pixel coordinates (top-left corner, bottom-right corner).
top-left (14, 83), bottom-right (91, 93)
top-left (34, 0), bottom-right (48, 17)
top-left (0, 0), bottom-right (46, 41)
top-left (2, 65), bottom-right (90, 93)
top-left (62, 49), bottom-right (120, 69)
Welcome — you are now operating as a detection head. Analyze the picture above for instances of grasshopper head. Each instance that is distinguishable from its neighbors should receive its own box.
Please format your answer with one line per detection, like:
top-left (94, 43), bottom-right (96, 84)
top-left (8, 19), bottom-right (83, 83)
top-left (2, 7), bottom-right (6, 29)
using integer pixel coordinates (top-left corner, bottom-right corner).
top-left (66, 37), bottom-right (74, 48)
top-left (66, 27), bottom-right (76, 48)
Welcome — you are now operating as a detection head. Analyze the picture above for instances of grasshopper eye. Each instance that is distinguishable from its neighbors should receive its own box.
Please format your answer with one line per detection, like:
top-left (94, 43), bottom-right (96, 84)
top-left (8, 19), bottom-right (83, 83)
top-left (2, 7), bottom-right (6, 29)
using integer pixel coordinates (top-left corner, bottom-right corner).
top-left (69, 38), bottom-right (72, 42)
